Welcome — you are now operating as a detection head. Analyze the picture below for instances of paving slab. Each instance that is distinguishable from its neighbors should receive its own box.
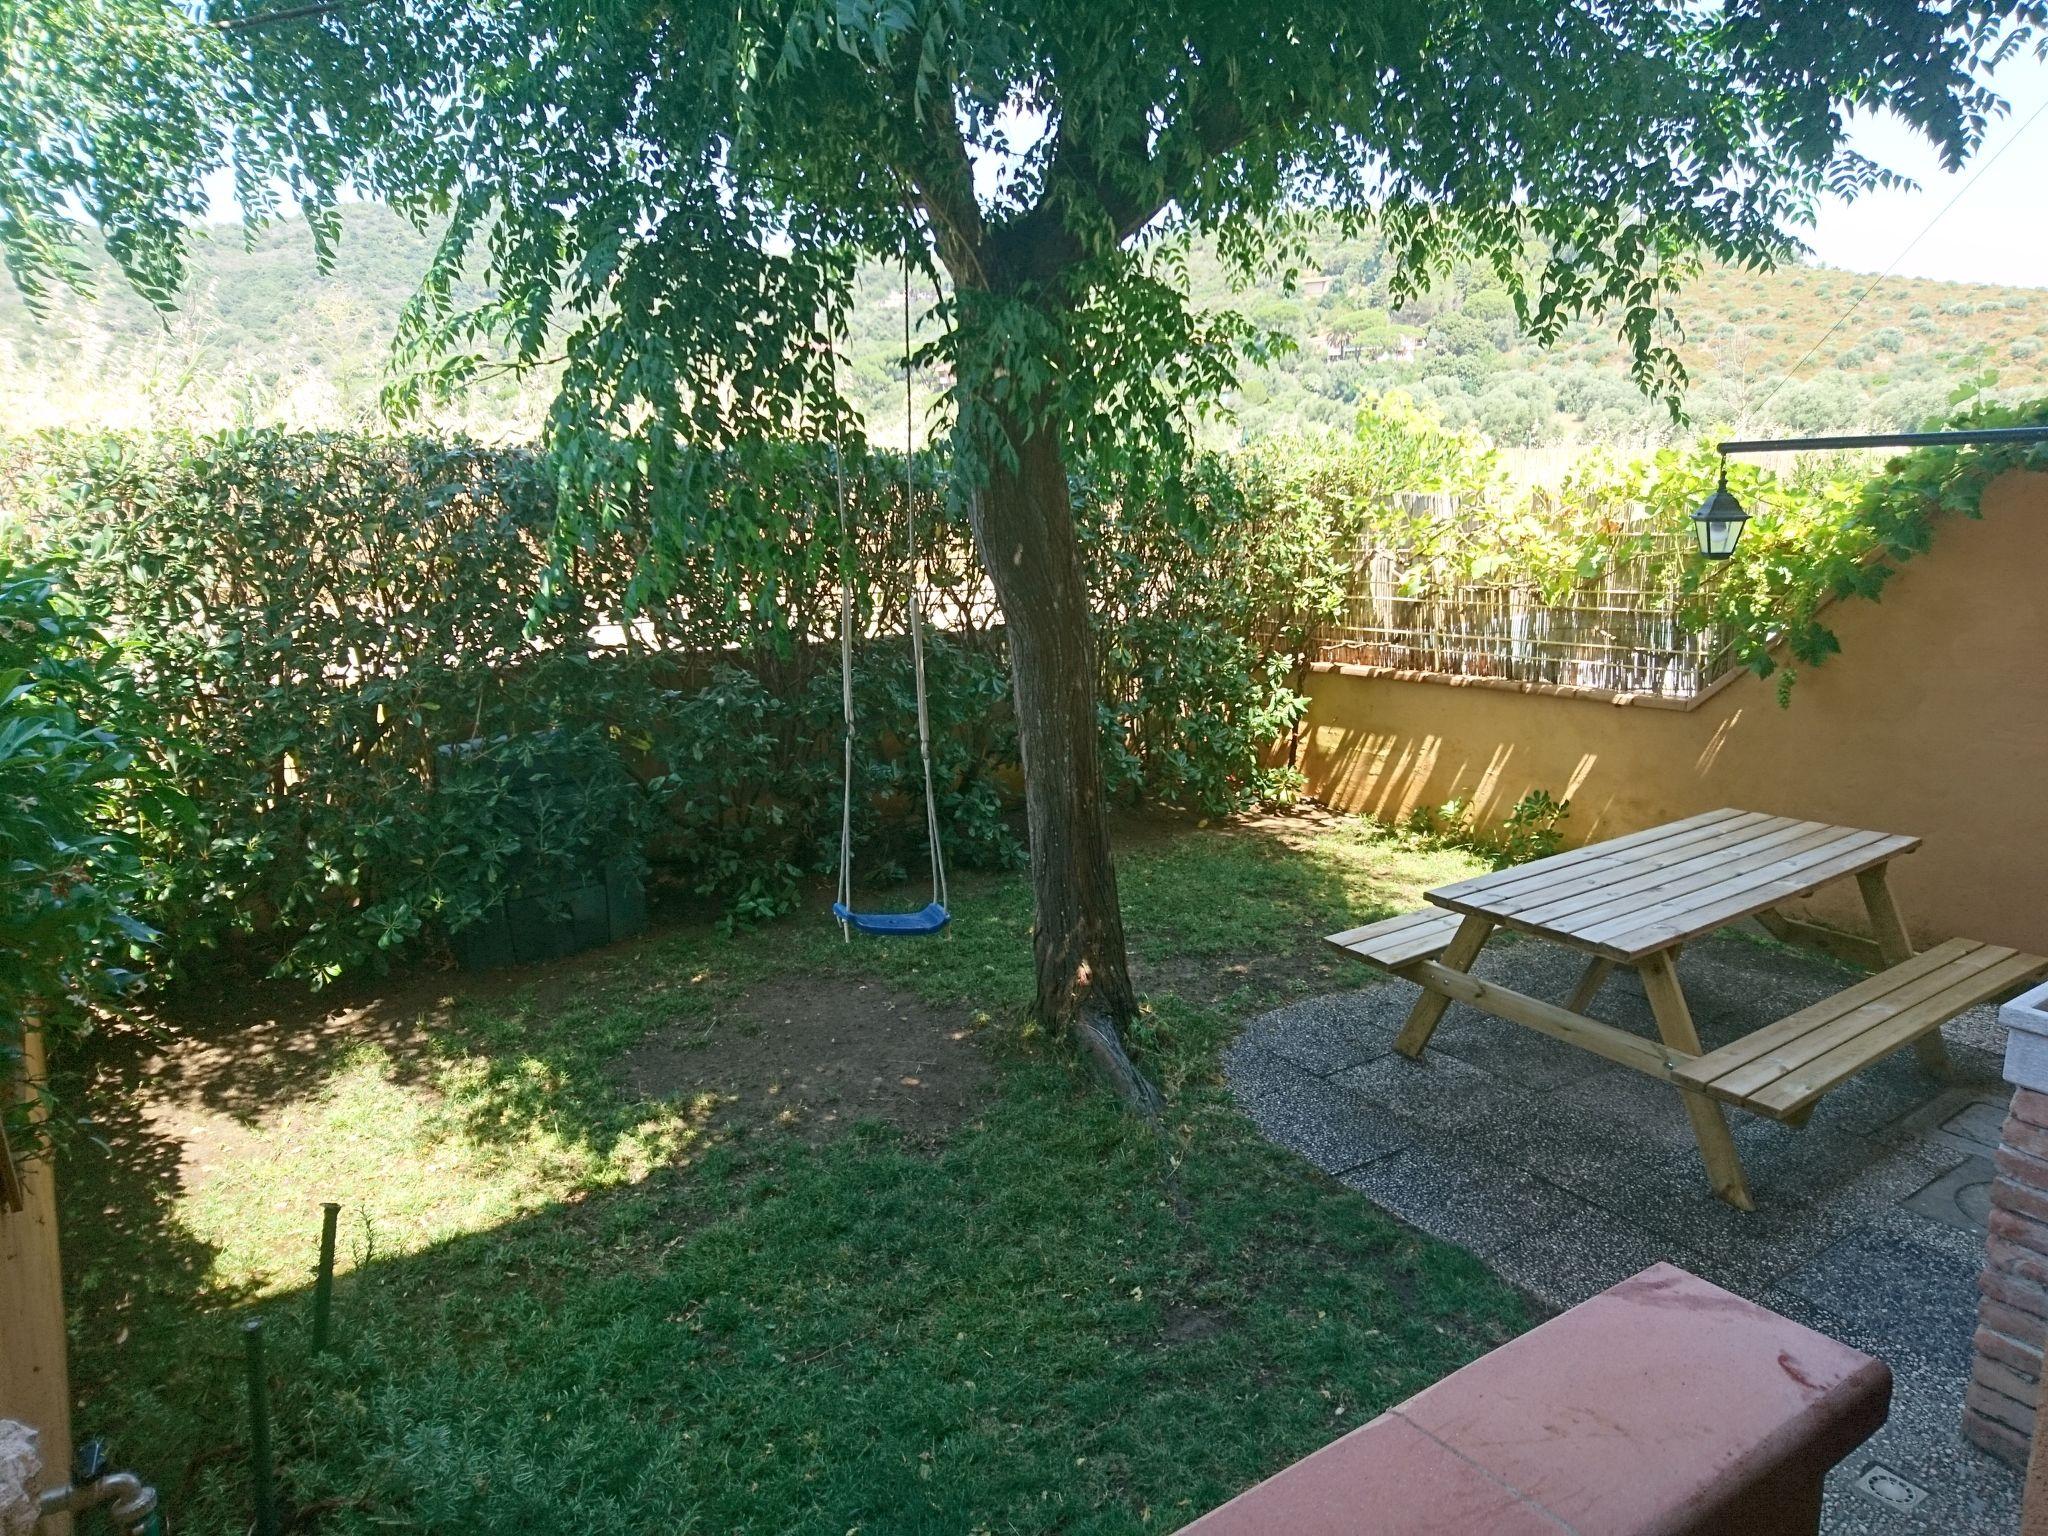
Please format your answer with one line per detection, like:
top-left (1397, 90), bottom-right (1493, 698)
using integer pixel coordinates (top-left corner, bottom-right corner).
top-left (1228, 929), bottom-right (2021, 1536)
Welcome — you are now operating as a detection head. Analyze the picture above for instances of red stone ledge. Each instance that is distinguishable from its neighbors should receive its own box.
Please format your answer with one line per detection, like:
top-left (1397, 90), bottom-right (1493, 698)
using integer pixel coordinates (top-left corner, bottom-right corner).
top-left (1183, 1263), bottom-right (1889, 1536)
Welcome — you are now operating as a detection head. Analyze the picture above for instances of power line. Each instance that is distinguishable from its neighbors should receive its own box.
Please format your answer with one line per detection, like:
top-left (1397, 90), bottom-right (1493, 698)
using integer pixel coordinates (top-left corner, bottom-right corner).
top-left (214, 1), bottom-right (344, 32)
top-left (1753, 92), bottom-right (2048, 415)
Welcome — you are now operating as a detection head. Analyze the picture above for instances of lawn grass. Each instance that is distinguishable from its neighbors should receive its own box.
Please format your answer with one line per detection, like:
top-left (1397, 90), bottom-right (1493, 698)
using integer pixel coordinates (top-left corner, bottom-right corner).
top-left (58, 811), bottom-right (1527, 1534)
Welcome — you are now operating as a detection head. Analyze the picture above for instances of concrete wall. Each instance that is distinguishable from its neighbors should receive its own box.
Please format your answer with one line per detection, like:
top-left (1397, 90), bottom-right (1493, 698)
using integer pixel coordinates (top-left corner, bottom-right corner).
top-left (1296, 470), bottom-right (2048, 952)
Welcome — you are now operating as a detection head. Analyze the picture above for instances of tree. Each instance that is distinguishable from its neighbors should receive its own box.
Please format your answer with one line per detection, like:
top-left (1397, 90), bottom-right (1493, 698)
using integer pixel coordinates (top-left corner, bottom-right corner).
top-left (8, 0), bottom-right (2042, 1108)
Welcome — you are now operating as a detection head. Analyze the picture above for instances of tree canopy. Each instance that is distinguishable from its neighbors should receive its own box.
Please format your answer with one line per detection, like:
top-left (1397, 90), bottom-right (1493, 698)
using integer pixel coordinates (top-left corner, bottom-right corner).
top-left (9, 2), bottom-right (2043, 463)
top-left (9, 0), bottom-right (2044, 1099)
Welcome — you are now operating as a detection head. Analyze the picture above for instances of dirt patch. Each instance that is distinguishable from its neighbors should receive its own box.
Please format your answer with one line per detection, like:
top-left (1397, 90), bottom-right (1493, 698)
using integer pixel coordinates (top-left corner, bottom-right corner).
top-left (1134, 943), bottom-right (1347, 1009)
top-left (1109, 800), bottom-right (1348, 855)
top-left (1159, 1303), bottom-right (1231, 1345)
top-left (620, 977), bottom-right (992, 1145)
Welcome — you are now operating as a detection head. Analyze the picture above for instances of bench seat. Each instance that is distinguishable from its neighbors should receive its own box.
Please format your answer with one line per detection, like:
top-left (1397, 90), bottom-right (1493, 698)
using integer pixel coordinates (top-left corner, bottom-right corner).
top-left (1674, 937), bottom-right (2048, 1122)
top-left (1324, 909), bottom-right (1466, 971)
top-left (1183, 1263), bottom-right (1890, 1536)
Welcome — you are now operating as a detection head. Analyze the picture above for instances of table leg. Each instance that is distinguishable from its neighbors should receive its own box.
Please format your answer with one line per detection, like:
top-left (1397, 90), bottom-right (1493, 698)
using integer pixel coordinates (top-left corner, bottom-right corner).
top-left (1856, 865), bottom-right (1950, 1074)
top-left (1638, 950), bottom-right (1755, 1211)
top-left (1394, 914), bottom-right (1496, 1059)
top-left (1564, 957), bottom-right (1616, 1014)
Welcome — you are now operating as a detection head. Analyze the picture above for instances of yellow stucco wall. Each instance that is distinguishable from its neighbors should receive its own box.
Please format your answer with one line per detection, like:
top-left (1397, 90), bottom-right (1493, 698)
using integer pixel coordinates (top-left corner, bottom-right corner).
top-left (1297, 469), bottom-right (2048, 952)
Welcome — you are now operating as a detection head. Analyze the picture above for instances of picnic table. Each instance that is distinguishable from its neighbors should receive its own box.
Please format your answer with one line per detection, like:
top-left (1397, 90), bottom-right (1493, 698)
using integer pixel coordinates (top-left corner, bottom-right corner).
top-left (1327, 808), bottom-right (2048, 1208)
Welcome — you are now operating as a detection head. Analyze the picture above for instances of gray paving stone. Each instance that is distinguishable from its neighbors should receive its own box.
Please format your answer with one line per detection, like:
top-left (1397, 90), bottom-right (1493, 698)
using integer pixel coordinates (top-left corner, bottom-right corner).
top-left (1219, 1035), bottom-right (1306, 1097)
top-left (1339, 1140), bottom-right (1586, 1264)
top-left (1487, 1201), bottom-right (1696, 1311)
top-left (1328, 1047), bottom-right (1550, 1138)
top-left (1882, 1086), bottom-right (2016, 1158)
top-left (1775, 1226), bottom-right (1983, 1363)
top-left (1897, 1156), bottom-right (1997, 1236)
top-left (1229, 1065), bottom-right (1414, 1176)
top-left (1412, 1002), bottom-right (1616, 1092)
top-left (1229, 928), bottom-right (2024, 1533)
top-left (1236, 989), bottom-right (1400, 1076)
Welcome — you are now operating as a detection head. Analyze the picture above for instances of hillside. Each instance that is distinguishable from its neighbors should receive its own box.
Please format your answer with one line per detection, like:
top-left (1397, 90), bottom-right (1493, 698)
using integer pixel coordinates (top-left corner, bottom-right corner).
top-left (4, 202), bottom-right (2045, 446)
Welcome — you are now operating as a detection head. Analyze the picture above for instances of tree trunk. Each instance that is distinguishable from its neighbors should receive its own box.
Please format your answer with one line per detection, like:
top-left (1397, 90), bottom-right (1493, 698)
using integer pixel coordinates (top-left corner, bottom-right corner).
top-left (968, 416), bottom-right (1162, 1116)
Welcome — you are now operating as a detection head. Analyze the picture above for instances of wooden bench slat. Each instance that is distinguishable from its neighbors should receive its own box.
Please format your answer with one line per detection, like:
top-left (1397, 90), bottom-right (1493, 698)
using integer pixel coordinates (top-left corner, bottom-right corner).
top-left (1749, 950), bottom-right (2048, 1118)
top-left (1324, 909), bottom-right (1466, 970)
top-left (1672, 940), bottom-right (2048, 1122)
top-left (1509, 818), bottom-right (1843, 928)
top-left (1687, 941), bottom-right (2005, 1102)
top-left (1426, 808), bottom-right (1750, 903)
top-left (1674, 938), bottom-right (1987, 1086)
top-left (1591, 831), bottom-right (1920, 959)
top-left (1326, 907), bottom-right (1447, 949)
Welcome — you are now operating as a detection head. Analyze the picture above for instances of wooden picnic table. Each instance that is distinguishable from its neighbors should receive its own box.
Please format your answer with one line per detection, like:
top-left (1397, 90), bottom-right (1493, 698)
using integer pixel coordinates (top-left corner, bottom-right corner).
top-left (1326, 808), bottom-right (2048, 1209)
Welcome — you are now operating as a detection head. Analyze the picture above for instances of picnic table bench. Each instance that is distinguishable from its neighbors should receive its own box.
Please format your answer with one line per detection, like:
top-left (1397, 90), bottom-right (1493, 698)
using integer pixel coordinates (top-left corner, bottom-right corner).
top-left (1327, 808), bottom-right (2048, 1208)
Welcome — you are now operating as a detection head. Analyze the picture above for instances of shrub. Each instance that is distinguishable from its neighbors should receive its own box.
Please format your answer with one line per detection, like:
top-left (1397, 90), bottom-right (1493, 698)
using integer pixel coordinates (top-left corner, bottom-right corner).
top-left (0, 558), bottom-right (153, 1147)
top-left (5, 427), bottom-right (1312, 982)
top-left (1407, 790), bottom-right (1572, 866)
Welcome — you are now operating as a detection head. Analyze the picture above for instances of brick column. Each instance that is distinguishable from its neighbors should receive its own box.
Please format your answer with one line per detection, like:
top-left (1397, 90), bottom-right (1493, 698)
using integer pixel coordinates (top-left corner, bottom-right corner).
top-left (1966, 1087), bottom-right (2048, 1464)
top-left (1967, 983), bottom-right (2048, 1468)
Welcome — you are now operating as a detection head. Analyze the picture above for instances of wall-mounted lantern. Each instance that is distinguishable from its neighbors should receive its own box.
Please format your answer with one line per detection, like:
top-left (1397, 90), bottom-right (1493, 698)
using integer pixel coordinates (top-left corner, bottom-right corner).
top-left (1698, 422), bottom-right (2048, 563)
top-left (1690, 467), bottom-right (1748, 560)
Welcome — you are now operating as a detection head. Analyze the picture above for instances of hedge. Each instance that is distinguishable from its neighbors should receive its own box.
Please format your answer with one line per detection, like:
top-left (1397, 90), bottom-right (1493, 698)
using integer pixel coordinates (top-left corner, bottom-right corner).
top-left (2, 429), bottom-right (1304, 983)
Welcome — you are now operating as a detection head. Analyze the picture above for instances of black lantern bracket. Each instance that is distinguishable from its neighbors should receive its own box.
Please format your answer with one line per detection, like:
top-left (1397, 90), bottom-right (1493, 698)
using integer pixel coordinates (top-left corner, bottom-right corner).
top-left (1695, 423), bottom-right (2048, 562)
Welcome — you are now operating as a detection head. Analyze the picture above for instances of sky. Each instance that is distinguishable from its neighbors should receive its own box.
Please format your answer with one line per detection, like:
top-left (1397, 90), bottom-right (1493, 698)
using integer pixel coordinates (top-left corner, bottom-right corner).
top-left (1802, 51), bottom-right (2048, 289)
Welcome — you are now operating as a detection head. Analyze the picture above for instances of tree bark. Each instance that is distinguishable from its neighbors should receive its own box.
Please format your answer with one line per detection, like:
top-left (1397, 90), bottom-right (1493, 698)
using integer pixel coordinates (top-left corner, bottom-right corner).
top-left (967, 415), bottom-right (1162, 1115)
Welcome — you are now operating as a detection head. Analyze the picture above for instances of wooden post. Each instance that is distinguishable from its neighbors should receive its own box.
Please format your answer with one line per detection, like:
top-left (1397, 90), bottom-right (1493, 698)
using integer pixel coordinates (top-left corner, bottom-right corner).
top-left (1564, 957), bottom-right (1616, 1014)
top-left (1638, 951), bottom-right (1755, 1212)
top-left (1855, 864), bottom-right (1949, 1074)
top-left (0, 1025), bottom-right (72, 1518)
top-left (1393, 914), bottom-right (1495, 1058)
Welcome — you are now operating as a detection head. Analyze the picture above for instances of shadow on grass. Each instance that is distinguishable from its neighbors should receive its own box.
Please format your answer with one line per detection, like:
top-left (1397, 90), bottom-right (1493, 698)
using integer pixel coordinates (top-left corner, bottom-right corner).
top-left (74, 1070), bottom-right (1525, 1536)
top-left (57, 808), bottom-right (1509, 1530)
top-left (86, 807), bottom-right (1472, 1168)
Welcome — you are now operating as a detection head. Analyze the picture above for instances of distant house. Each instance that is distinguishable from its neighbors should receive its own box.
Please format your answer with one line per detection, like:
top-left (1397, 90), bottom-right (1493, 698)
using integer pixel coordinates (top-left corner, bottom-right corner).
top-left (1300, 273), bottom-right (1336, 297)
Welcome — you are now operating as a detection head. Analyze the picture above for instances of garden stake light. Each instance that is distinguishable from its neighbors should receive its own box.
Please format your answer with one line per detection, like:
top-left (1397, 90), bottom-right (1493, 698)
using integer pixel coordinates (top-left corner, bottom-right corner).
top-left (245, 1317), bottom-right (278, 1536)
top-left (312, 1201), bottom-right (341, 1352)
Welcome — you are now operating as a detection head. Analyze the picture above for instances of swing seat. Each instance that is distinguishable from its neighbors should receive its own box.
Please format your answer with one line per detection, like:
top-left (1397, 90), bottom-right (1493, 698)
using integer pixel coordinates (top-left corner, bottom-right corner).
top-left (833, 901), bottom-right (951, 936)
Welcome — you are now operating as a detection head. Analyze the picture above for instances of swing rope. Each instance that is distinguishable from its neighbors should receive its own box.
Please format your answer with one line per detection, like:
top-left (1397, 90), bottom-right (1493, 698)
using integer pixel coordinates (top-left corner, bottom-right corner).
top-left (833, 262), bottom-right (950, 938)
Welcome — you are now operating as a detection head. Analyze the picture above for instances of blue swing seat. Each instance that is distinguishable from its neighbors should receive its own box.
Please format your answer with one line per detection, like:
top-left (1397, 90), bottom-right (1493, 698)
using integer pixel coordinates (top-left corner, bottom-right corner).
top-left (833, 901), bottom-right (951, 936)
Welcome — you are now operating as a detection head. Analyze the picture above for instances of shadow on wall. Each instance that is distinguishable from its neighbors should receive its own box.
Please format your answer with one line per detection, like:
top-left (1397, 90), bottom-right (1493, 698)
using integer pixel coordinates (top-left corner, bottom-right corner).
top-left (1298, 470), bottom-right (2048, 954)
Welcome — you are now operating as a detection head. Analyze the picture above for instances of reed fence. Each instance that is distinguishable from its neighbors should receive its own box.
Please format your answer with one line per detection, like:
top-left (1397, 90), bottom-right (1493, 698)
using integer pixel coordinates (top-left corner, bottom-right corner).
top-left (1306, 494), bottom-right (1735, 698)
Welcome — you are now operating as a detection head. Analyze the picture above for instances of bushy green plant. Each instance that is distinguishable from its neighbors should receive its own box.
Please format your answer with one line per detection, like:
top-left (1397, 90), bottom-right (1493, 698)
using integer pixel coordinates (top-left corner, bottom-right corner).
top-left (1407, 789), bottom-right (1571, 867)
top-left (1077, 448), bottom-right (1315, 814)
top-left (5, 426), bottom-right (1307, 982)
top-left (10, 430), bottom-right (660, 981)
top-left (0, 558), bottom-right (155, 1149)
